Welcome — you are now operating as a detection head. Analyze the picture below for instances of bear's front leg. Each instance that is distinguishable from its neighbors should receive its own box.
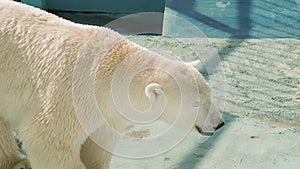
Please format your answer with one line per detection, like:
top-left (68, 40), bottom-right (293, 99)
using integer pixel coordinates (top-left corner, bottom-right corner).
top-left (19, 113), bottom-right (88, 169)
top-left (81, 137), bottom-right (112, 169)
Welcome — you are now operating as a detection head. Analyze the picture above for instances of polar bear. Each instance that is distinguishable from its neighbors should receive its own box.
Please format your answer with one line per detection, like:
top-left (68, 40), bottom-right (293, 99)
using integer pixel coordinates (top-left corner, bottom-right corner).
top-left (0, 1), bottom-right (224, 169)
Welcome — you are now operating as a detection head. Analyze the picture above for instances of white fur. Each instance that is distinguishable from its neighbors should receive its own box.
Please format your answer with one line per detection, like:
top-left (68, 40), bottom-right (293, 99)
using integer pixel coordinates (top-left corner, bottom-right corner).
top-left (0, 1), bottom-right (222, 169)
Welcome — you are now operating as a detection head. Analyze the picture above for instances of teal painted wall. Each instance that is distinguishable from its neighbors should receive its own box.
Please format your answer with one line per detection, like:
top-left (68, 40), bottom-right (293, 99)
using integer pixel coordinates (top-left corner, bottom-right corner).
top-left (21, 0), bottom-right (43, 8)
top-left (22, 0), bottom-right (166, 13)
top-left (19, 0), bottom-right (166, 34)
top-left (46, 0), bottom-right (165, 13)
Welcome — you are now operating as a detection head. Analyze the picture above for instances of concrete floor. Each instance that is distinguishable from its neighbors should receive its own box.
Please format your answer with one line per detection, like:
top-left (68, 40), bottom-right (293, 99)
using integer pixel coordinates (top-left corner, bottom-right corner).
top-left (110, 37), bottom-right (300, 169)
top-left (111, 115), bottom-right (299, 169)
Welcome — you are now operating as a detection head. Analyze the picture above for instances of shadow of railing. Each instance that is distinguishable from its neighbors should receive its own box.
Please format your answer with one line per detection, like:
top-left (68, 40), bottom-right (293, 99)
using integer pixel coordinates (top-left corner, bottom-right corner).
top-left (167, 0), bottom-right (252, 76)
top-left (166, 0), bottom-right (299, 39)
top-left (166, 0), bottom-right (252, 38)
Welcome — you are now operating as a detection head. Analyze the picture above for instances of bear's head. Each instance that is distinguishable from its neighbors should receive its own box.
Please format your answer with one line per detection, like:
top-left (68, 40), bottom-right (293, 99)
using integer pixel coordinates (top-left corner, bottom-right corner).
top-left (108, 47), bottom-right (225, 136)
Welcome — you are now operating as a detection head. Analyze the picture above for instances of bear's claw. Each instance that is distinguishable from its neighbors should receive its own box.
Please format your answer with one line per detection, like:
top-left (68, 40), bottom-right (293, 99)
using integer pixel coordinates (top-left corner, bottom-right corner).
top-left (13, 159), bottom-right (32, 169)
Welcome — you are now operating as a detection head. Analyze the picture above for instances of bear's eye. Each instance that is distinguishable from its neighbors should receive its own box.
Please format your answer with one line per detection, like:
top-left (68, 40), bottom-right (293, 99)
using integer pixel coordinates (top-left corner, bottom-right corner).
top-left (153, 89), bottom-right (162, 97)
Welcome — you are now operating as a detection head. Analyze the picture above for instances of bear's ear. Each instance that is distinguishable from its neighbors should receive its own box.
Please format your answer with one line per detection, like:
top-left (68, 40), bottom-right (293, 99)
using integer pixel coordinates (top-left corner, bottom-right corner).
top-left (145, 83), bottom-right (162, 98)
top-left (188, 60), bottom-right (201, 69)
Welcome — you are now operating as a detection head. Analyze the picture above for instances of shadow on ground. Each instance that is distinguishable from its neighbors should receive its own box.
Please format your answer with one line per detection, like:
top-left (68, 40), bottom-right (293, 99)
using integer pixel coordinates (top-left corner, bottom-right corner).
top-left (174, 112), bottom-right (239, 169)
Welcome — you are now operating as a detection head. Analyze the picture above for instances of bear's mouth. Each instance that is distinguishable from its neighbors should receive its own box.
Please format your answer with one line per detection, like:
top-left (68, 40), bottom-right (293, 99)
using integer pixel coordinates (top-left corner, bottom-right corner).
top-left (195, 126), bottom-right (214, 136)
top-left (214, 121), bottom-right (225, 131)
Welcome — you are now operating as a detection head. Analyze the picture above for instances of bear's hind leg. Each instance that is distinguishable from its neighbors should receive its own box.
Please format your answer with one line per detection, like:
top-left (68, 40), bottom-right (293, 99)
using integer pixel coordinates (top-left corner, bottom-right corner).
top-left (0, 117), bottom-right (30, 169)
